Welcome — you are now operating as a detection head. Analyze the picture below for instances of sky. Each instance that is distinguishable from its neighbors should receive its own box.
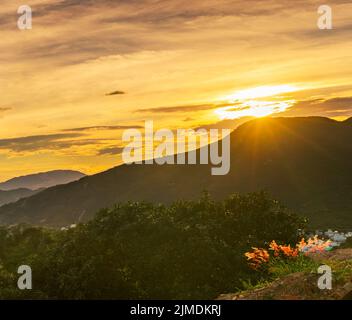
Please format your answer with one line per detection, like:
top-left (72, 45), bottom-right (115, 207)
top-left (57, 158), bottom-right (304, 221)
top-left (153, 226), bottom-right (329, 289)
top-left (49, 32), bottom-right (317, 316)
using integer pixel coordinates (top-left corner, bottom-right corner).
top-left (1, 0), bottom-right (352, 181)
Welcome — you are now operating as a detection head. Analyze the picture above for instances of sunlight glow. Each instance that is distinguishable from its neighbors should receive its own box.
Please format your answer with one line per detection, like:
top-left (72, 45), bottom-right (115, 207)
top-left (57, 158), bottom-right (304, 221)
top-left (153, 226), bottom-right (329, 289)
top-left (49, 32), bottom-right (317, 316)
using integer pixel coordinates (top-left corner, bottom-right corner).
top-left (215, 100), bottom-right (296, 120)
top-left (224, 85), bottom-right (298, 101)
top-left (215, 85), bottom-right (299, 119)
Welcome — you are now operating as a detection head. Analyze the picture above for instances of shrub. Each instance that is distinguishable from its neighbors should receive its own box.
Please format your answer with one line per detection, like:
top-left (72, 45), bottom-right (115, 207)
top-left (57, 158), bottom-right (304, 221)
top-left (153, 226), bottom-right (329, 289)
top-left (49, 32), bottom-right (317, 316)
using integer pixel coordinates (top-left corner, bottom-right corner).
top-left (0, 192), bottom-right (305, 299)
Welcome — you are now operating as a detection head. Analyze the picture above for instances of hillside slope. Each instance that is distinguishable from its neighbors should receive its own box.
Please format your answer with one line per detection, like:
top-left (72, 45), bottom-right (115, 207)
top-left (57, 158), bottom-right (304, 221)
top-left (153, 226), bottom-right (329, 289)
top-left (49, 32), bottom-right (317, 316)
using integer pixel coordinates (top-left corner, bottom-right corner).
top-left (0, 188), bottom-right (39, 207)
top-left (0, 117), bottom-right (351, 227)
top-left (0, 170), bottom-right (86, 191)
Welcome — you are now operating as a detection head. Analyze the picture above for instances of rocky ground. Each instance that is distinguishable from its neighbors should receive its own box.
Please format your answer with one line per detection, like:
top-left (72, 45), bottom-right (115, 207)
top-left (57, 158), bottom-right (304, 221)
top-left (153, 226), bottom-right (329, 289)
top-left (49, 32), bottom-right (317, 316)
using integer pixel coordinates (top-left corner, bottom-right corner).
top-left (217, 249), bottom-right (352, 300)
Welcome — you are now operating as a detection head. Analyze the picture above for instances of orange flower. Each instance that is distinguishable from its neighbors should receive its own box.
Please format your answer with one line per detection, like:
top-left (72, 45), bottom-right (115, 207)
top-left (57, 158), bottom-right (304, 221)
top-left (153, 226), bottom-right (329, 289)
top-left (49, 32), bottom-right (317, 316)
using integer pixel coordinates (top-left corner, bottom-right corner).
top-left (296, 238), bottom-right (307, 251)
top-left (245, 252), bottom-right (256, 260)
top-left (291, 248), bottom-right (299, 257)
top-left (244, 237), bottom-right (319, 271)
top-left (279, 245), bottom-right (293, 256)
top-left (269, 240), bottom-right (279, 252)
top-left (244, 247), bottom-right (270, 270)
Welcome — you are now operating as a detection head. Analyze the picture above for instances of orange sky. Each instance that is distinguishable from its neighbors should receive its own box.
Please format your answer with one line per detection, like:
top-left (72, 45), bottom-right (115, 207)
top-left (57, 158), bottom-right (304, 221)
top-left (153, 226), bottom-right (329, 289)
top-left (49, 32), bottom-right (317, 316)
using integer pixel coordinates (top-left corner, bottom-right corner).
top-left (1, 0), bottom-right (352, 181)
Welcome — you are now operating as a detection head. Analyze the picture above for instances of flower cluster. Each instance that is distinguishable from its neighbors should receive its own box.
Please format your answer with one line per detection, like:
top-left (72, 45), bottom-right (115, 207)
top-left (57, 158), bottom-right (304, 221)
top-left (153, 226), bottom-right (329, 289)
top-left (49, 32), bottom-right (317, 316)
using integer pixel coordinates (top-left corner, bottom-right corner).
top-left (269, 240), bottom-right (298, 258)
top-left (244, 247), bottom-right (270, 270)
top-left (244, 236), bottom-right (333, 271)
top-left (296, 236), bottom-right (333, 254)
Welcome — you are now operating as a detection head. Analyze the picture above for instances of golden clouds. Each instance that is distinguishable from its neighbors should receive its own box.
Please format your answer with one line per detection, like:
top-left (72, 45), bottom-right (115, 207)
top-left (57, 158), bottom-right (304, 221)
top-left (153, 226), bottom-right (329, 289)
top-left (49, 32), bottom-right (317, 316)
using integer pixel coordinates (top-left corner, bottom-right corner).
top-left (1, 0), bottom-right (352, 179)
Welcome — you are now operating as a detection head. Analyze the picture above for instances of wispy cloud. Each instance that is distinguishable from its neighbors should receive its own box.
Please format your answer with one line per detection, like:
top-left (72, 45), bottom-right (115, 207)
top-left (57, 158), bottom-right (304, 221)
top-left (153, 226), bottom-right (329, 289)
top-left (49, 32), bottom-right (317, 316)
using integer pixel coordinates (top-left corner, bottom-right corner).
top-left (0, 133), bottom-right (79, 152)
top-left (282, 96), bottom-right (352, 117)
top-left (105, 91), bottom-right (126, 96)
top-left (62, 125), bottom-right (143, 132)
top-left (0, 133), bottom-right (107, 153)
top-left (137, 103), bottom-right (232, 113)
top-left (97, 146), bottom-right (124, 156)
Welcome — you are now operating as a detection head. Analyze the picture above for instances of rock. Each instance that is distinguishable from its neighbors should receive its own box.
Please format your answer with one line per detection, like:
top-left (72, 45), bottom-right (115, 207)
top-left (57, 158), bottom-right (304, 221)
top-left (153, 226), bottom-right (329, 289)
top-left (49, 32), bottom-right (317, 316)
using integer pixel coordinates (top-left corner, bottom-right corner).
top-left (342, 291), bottom-right (352, 300)
top-left (343, 282), bottom-right (352, 292)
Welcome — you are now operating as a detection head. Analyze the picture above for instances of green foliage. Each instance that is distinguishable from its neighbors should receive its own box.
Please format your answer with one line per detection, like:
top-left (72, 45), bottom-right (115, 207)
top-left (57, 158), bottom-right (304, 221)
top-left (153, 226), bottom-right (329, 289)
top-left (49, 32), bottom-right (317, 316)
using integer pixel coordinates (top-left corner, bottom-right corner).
top-left (268, 255), bottom-right (320, 278)
top-left (239, 278), bottom-right (271, 292)
top-left (323, 259), bottom-right (352, 284)
top-left (0, 192), bottom-right (305, 299)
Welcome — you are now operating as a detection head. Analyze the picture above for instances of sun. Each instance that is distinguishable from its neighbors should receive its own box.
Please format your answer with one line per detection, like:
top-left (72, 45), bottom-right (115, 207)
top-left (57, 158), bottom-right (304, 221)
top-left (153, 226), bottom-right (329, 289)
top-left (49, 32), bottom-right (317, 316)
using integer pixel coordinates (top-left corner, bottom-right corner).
top-left (215, 85), bottom-right (299, 120)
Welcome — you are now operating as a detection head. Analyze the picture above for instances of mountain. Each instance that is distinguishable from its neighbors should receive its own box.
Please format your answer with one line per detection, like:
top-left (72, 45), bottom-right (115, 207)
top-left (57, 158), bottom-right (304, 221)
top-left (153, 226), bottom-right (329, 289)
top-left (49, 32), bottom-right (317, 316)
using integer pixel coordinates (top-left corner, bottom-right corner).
top-left (343, 117), bottom-right (352, 125)
top-left (0, 117), bottom-right (352, 228)
top-left (0, 188), bottom-right (39, 207)
top-left (0, 170), bottom-right (86, 191)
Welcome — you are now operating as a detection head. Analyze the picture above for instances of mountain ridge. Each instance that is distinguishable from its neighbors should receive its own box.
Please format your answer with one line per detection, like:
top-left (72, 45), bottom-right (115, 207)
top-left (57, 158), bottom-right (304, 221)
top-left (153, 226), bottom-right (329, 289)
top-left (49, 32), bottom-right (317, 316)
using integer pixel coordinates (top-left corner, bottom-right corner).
top-left (0, 170), bottom-right (86, 191)
top-left (0, 116), bottom-right (351, 228)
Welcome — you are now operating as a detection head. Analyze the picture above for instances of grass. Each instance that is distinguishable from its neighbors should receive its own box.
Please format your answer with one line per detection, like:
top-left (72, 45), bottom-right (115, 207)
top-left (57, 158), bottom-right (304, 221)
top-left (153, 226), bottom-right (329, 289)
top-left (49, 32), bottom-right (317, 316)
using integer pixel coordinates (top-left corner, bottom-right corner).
top-left (268, 255), bottom-right (321, 278)
top-left (239, 278), bottom-right (272, 291)
top-left (322, 259), bottom-right (352, 284)
top-left (237, 255), bottom-right (321, 294)
top-left (235, 246), bottom-right (352, 300)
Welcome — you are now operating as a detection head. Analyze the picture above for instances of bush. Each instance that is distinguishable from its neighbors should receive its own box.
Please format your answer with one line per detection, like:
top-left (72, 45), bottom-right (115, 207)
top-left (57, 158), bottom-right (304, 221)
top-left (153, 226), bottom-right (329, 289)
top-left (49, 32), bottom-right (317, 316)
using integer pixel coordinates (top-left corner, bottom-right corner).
top-left (0, 191), bottom-right (305, 299)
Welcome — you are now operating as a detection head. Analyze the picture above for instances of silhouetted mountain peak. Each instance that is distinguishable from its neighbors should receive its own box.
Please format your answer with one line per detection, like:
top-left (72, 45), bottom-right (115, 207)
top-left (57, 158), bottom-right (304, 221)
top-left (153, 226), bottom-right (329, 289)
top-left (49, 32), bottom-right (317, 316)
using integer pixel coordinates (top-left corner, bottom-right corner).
top-left (0, 170), bottom-right (86, 191)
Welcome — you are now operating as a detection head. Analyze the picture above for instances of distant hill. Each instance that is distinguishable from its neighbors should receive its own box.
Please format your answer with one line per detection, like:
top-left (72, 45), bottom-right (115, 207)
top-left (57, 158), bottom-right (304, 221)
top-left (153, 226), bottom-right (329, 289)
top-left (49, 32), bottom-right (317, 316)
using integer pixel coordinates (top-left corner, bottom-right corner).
top-left (0, 170), bottom-right (86, 191)
top-left (0, 117), bottom-right (351, 228)
top-left (0, 188), bottom-right (39, 207)
top-left (343, 117), bottom-right (352, 125)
